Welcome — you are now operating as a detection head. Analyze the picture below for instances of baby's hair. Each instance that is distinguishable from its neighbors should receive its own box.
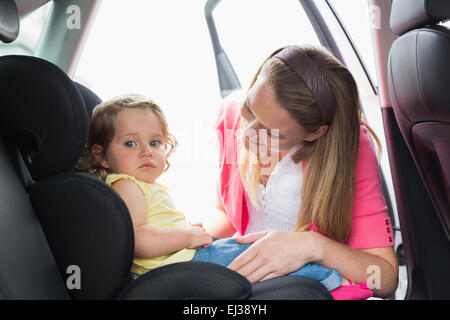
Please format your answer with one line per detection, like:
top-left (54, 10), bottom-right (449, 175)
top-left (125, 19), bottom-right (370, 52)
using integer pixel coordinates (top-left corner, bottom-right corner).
top-left (75, 93), bottom-right (177, 180)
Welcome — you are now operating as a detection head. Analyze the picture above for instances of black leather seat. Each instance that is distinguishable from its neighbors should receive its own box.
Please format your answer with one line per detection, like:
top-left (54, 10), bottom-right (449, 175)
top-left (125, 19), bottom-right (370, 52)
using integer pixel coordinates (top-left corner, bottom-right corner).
top-left (0, 135), bottom-right (69, 299)
top-left (388, 0), bottom-right (450, 299)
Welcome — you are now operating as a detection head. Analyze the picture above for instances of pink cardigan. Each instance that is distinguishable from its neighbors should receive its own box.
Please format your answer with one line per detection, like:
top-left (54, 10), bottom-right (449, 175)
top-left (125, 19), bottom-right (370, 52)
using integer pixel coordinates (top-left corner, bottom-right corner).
top-left (216, 95), bottom-right (394, 250)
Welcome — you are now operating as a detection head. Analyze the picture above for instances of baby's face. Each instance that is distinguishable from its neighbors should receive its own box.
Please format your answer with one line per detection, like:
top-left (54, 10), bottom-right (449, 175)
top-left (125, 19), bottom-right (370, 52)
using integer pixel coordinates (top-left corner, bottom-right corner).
top-left (103, 108), bottom-right (167, 184)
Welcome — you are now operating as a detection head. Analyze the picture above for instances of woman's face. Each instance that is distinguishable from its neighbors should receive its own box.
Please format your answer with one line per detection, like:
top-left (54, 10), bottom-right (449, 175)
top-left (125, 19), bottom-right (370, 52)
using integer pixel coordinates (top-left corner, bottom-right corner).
top-left (240, 76), bottom-right (312, 155)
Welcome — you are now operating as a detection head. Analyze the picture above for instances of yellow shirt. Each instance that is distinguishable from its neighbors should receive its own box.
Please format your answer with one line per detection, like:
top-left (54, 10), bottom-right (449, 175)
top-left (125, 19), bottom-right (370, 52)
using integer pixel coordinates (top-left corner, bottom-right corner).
top-left (106, 173), bottom-right (196, 275)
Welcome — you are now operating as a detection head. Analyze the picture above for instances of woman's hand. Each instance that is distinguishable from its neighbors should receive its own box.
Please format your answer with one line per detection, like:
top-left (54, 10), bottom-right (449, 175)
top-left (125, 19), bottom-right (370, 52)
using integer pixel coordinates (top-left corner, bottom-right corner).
top-left (228, 230), bottom-right (319, 283)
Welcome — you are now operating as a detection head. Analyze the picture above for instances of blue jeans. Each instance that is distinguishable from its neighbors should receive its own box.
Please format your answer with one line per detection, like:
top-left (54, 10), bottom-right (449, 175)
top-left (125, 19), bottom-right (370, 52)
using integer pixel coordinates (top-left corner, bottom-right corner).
top-left (192, 238), bottom-right (342, 291)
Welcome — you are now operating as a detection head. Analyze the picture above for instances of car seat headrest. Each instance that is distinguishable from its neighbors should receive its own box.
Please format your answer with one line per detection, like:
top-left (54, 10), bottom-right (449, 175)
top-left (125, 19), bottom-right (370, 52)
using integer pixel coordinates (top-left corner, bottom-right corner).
top-left (388, 25), bottom-right (450, 125)
top-left (390, 0), bottom-right (450, 35)
top-left (0, 0), bottom-right (19, 43)
top-left (0, 55), bottom-right (89, 180)
top-left (74, 81), bottom-right (102, 118)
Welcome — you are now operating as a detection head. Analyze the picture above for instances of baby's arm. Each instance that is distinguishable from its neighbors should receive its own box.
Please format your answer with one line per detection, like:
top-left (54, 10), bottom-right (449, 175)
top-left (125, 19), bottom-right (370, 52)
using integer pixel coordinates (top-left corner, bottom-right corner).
top-left (111, 179), bottom-right (212, 258)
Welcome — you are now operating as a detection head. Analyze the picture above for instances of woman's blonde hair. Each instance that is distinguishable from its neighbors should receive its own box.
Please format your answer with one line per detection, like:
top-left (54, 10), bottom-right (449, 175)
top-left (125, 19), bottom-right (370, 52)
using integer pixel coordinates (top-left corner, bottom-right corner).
top-left (240, 45), bottom-right (381, 241)
top-left (75, 94), bottom-right (177, 181)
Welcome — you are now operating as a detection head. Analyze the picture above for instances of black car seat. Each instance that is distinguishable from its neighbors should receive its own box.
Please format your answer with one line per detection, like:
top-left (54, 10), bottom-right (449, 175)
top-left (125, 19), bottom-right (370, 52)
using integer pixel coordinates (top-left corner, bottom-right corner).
top-left (388, 0), bottom-right (450, 299)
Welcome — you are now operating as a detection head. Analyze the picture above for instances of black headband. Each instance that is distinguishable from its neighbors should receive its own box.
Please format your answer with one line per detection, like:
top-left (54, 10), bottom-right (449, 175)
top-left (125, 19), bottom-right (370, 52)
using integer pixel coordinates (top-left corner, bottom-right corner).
top-left (274, 47), bottom-right (336, 124)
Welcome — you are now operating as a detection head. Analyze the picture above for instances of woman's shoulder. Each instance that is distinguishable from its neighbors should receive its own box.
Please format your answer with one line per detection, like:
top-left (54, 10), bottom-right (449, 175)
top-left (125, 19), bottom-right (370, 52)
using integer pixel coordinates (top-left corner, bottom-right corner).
top-left (348, 125), bottom-right (393, 249)
top-left (353, 124), bottom-right (383, 205)
top-left (216, 90), bottom-right (245, 130)
top-left (355, 124), bottom-right (380, 175)
top-left (358, 124), bottom-right (373, 152)
top-left (216, 90), bottom-right (246, 166)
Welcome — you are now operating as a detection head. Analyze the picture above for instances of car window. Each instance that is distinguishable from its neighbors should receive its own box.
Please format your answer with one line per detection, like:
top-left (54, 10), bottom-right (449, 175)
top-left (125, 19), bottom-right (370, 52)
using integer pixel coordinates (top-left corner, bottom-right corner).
top-left (327, 0), bottom-right (378, 89)
top-left (0, 2), bottom-right (52, 57)
top-left (212, 0), bottom-right (321, 89)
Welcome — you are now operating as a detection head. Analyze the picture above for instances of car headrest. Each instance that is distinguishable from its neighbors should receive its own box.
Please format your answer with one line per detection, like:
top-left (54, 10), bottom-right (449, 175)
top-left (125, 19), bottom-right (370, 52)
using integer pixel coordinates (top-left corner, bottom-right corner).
top-left (0, 55), bottom-right (89, 180)
top-left (390, 0), bottom-right (450, 35)
top-left (74, 81), bottom-right (102, 118)
top-left (388, 25), bottom-right (450, 125)
top-left (0, 0), bottom-right (19, 43)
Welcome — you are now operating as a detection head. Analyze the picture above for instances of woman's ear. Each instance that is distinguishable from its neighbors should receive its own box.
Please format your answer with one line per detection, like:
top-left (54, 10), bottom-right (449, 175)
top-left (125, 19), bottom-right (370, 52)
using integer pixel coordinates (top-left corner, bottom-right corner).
top-left (305, 125), bottom-right (329, 142)
top-left (91, 144), bottom-right (110, 168)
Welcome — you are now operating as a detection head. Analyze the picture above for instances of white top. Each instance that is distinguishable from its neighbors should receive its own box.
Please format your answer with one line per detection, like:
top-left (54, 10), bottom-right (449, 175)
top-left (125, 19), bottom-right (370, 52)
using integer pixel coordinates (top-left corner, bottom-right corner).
top-left (244, 145), bottom-right (304, 233)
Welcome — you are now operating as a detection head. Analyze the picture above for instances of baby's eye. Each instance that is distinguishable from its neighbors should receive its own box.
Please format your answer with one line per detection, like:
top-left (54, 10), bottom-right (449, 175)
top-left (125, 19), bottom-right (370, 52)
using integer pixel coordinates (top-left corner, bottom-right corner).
top-left (124, 141), bottom-right (137, 147)
top-left (150, 140), bottom-right (161, 147)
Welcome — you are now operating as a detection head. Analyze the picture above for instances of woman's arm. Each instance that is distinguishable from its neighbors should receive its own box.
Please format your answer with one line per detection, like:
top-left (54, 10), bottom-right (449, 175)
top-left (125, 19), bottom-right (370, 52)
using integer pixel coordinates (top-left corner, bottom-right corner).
top-left (230, 230), bottom-right (398, 298)
top-left (204, 196), bottom-right (236, 239)
top-left (312, 232), bottom-right (399, 298)
top-left (112, 179), bottom-right (212, 258)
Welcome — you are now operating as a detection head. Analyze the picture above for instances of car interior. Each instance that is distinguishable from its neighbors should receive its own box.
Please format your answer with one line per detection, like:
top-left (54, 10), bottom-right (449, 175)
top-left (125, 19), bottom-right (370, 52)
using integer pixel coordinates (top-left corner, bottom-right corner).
top-left (0, 0), bottom-right (449, 300)
top-left (386, 0), bottom-right (450, 299)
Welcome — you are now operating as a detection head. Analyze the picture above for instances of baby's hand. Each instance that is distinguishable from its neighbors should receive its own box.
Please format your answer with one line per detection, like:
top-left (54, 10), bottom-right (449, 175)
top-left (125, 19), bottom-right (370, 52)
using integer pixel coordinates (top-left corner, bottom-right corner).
top-left (186, 226), bottom-right (213, 249)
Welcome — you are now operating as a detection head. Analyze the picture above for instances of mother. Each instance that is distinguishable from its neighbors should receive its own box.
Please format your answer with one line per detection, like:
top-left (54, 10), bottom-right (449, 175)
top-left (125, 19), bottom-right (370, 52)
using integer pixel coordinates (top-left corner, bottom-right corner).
top-left (209, 45), bottom-right (398, 298)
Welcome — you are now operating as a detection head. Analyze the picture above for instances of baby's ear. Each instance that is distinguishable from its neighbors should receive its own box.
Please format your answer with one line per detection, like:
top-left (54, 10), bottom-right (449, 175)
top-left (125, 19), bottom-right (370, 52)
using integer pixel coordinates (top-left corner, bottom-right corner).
top-left (91, 144), bottom-right (110, 168)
